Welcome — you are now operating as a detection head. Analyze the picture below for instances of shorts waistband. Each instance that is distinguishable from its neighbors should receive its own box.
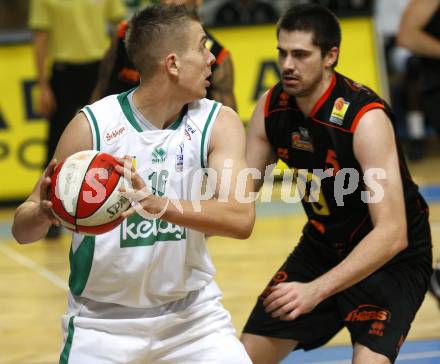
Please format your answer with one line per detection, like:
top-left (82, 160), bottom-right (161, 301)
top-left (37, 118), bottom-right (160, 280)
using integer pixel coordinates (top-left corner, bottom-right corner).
top-left (68, 280), bottom-right (221, 319)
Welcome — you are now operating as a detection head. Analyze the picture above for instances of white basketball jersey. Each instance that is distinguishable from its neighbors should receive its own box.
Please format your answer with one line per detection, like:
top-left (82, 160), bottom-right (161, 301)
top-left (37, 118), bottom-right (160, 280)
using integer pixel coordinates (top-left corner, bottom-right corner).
top-left (74, 90), bottom-right (221, 308)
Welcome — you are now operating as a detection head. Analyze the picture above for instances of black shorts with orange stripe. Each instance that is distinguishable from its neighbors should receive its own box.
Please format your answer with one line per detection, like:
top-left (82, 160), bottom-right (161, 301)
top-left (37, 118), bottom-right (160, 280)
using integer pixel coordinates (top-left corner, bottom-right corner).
top-left (242, 234), bottom-right (432, 363)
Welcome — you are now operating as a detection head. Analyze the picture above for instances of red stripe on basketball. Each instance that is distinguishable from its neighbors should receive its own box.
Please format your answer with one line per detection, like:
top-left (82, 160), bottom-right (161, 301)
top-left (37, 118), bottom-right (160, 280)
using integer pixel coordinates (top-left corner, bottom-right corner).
top-left (76, 216), bottom-right (124, 235)
top-left (75, 152), bottom-right (122, 219)
top-left (49, 160), bottom-right (76, 225)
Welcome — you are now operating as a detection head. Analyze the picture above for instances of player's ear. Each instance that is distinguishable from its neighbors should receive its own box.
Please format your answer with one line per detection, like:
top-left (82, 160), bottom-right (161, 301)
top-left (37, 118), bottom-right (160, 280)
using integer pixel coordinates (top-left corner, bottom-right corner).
top-left (325, 46), bottom-right (339, 68)
top-left (166, 53), bottom-right (180, 76)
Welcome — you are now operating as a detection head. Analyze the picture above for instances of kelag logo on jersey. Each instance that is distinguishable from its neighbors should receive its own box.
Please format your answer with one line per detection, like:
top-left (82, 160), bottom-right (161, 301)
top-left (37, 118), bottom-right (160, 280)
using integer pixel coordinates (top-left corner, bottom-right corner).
top-left (330, 97), bottom-right (350, 125)
top-left (120, 213), bottom-right (186, 247)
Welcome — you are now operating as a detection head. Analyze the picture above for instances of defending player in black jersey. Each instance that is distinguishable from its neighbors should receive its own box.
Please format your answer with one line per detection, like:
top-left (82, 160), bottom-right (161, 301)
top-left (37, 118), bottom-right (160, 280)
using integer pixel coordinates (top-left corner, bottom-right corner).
top-left (91, 0), bottom-right (237, 111)
top-left (241, 4), bottom-right (432, 364)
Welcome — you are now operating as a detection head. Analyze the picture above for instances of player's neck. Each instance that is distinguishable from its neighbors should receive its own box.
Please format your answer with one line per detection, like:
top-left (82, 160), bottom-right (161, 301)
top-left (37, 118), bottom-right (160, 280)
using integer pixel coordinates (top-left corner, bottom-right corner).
top-left (132, 86), bottom-right (185, 130)
top-left (296, 70), bottom-right (335, 117)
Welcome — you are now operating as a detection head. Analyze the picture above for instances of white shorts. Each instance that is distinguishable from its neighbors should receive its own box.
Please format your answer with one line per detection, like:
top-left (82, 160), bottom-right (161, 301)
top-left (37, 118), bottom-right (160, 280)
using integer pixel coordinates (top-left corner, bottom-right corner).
top-left (59, 282), bottom-right (251, 364)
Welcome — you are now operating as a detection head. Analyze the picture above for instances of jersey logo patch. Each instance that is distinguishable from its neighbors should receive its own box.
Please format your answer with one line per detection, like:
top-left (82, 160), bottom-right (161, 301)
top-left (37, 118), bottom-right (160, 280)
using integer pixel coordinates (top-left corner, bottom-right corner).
top-left (104, 124), bottom-right (127, 145)
top-left (279, 91), bottom-right (290, 107)
top-left (120, 213), bottom-right (186, 247)
top-left (330, 97), bottom-right (350, 125)
top-left (277, 147), bottom-right (289, 161)
top-left (184, 123), bottom-right (196, 140)
top-left (291, 127), bottom-right (314, 152)
top-left (152, 147), bottom-right (167, 164)
top-left (175, 143), bottom-right (184, 172)
top-left (344, 304), bottom-right (391, 323)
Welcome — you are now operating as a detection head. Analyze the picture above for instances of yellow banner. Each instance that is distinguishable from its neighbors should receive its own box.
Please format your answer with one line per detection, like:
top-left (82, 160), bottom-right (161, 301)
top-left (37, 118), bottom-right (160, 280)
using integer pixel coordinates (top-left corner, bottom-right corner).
top-left (0, 44), bottom-right (47, 201)
top-left (0, 17), bottom-right (381, 201)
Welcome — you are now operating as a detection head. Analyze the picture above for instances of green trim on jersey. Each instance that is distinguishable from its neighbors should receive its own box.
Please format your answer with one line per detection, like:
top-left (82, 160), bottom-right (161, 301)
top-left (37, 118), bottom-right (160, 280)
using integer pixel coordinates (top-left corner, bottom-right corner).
top-left (118, 90), bottom-right (143, 132)
top-left (117, 90), bottom-right (187, 132)
top-left (69, 236), bottom-right (95, 296)
top-left (84, 106), bottom-right (101, 151)
top-left (200, 102), bottom-right (219, 168)
top-left (59, 316), bottom-right (75, 364)
top-left (168, 104), bottom-right (188, 130)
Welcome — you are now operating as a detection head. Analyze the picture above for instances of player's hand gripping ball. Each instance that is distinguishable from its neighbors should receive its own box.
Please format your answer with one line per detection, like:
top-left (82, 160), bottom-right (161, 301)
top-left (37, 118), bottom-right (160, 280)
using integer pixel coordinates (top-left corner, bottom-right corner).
top-left (49, 150), bottom-right (132, 235)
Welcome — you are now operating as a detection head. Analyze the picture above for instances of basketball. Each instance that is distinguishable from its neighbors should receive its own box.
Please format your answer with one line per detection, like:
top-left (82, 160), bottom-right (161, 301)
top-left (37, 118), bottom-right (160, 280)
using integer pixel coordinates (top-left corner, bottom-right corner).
top-left (49, 150), bottom-right (132, 235)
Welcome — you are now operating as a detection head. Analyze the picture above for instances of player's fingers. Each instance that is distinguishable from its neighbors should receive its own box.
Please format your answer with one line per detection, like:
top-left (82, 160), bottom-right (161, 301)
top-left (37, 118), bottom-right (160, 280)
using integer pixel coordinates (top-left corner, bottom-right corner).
top-left (40, 200), bottom-right (61, 227)
top-left (131, 172), bottom-right (146, 190)
top-left (272, 282), bottom-right (290, 292)
top-left (41, 200), bottom-right (53, 209)
top-left (121, 207), bottom-right (135, 219)
top-left (120, 187), bottom-right (150, 202)
top-left (41, 176), bottom-right (52, 187)
top-left (263, 286), bottom-right (287, 307)
top-left (119, 155), bottom-right (136, 173)
top-left (115, 157), bottom-right (125, 165)
top-left (119, 188), bottom-right (135, 199)
top-left (264, 293), bottom-right (290, 313)
top-left (265, 297), bottom-right (289, 314)
top-left (281, 307), bottom-right (302, 321)
top-left (115, 164), bottom-right (143, 189)
top-left (45, 159), bottom-right (58, 177)
top-left (270, 301), bottom-right (296, 319)
top-left (114, 164), bottom-right (126, 175)
top-left (40, 176), bottom-right (52, 199)
top-left (270, 282), bottom-right (290, 291)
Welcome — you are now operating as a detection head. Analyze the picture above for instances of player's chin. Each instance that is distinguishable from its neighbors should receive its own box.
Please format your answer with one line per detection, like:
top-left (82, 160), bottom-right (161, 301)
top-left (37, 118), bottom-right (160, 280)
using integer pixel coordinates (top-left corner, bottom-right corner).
top-left (282, 84), bottom-right (300, 97)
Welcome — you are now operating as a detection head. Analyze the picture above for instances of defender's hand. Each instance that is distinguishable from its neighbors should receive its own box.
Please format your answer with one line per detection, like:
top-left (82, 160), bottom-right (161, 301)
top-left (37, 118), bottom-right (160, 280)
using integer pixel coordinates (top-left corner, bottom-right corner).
top-left (263, 281), bottom-right (321, 321)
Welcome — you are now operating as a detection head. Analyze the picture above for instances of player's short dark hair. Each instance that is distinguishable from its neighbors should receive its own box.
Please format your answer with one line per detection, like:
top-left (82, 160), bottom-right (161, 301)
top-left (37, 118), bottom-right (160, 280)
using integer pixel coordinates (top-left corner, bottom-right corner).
top-left (277, 4), bottom-right (341, 66)
top-left (125, 4), bottom-right (200, 81)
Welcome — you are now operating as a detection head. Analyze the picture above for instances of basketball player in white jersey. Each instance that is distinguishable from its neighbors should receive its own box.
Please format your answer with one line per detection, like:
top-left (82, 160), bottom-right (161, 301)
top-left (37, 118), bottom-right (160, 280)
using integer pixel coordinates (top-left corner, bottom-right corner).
top-left (12, 5), bottom-right (255, 364)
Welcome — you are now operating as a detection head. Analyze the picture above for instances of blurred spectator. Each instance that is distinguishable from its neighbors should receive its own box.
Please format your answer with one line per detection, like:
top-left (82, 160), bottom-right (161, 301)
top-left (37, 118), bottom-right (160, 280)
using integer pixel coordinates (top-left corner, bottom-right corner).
top-left (398, 0), bottom-right (440, 140)
top-left (375, 0), bottom-right (426, 160)
top-left (397, 0), bottom-right (440, 307)
top-left (92, 0), bottom-right (237, 111)
top-left (29, 0), bottom-right (126, 238)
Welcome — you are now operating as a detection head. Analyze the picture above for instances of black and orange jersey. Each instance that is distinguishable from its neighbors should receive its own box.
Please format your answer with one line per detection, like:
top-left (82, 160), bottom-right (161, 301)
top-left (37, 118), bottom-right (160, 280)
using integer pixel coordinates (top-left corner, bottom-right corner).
top-left (265, 72), bottom-right (430, 263)
top-left (103, 21), bottom-right (229, 97)
top-left (204, 30), bottom-right (229, 99)
top-left (105, 20), bottom-right (140, 96)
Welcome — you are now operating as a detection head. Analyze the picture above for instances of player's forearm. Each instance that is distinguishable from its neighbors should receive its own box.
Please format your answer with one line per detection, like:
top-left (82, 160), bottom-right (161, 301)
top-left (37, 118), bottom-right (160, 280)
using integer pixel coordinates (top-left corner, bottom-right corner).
top-left (312, 225), bottom-right (408, 302)
top-left (144, 195), bottom-right (255, 239)
top-left (34, 32), bottom-right (49, 85)
top-left (397, 29), bottom-right (440, 59)
top-left (12, 201), bottom-right (51, 244)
